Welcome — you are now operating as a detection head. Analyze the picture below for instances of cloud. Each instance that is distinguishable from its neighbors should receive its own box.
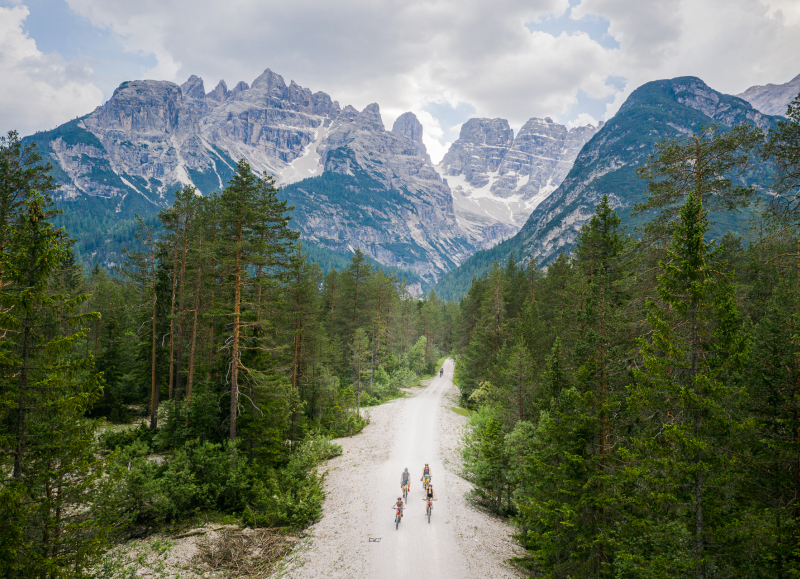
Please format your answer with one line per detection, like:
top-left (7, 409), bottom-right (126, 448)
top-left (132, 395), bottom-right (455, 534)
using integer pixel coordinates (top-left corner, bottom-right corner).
top-left (63, 0), bottom-right (611, 136)
top-left (7, 0), bottom-right (800, 156)
top-left (567, 113), bottom-right (599, 129)
top-left (0, 4), bottom-right (103, 136)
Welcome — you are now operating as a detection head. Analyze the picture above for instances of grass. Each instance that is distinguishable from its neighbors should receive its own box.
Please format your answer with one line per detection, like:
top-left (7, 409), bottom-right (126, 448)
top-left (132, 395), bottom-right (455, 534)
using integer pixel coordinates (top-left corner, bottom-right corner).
top-left (451, 407), bottom-right (474, 418)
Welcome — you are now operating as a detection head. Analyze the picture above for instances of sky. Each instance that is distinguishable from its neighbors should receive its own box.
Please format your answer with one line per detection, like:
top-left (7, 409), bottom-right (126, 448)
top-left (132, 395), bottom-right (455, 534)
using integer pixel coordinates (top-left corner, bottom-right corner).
top-left (1, 0), bottom-right (799, 163)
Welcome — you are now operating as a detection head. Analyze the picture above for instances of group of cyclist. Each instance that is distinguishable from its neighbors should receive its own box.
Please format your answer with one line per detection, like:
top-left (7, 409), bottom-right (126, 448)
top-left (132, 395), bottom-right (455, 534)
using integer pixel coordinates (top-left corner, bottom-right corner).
top-left (393, 464), bottom-right (437, 521)
top-left (392, 366), bottom-right (444, 523)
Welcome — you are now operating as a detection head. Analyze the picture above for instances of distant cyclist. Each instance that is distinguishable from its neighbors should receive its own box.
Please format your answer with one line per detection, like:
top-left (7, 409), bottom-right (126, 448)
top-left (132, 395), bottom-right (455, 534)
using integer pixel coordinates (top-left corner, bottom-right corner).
top-left (421, 463), bottom-right (432, 488)
top-left (439, 367), bottom-right (444, 377)
top-left (400, 468), bottom-right (410, 494)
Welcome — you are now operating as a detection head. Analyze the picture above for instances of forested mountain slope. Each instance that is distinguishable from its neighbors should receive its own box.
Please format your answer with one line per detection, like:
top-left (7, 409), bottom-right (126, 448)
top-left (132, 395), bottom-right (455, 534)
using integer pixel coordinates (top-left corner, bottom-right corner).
top-left (434, 76), bottom-right (780, 300)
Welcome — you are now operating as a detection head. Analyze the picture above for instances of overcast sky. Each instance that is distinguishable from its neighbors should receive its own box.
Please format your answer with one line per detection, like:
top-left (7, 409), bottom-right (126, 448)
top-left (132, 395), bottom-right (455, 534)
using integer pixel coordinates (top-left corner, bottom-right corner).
top-left (2, 0), bottom-right (799, 163)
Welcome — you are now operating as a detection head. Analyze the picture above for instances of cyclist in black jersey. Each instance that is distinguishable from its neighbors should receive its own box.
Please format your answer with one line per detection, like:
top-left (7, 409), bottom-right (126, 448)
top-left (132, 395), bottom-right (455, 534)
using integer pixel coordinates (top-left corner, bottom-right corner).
top-left (423, 483), bottom-right (438, 506)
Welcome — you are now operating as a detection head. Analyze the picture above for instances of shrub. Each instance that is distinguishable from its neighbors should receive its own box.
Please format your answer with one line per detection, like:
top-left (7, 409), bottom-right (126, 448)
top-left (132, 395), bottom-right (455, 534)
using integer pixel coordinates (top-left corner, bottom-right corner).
top-left (99, 422), bottom-right (155, 451)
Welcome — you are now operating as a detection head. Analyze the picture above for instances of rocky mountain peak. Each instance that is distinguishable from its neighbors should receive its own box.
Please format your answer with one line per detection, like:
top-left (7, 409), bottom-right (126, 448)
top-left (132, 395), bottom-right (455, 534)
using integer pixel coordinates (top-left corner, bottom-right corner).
top-left (181, 75), bottom-right (206, 100)
top-left (251, 68), bottom-right (287, 101)
top-left (340, 105), bottom-right (359, 122)
top-left (391, 112), bottom-right (430, 161)
top-left (230, 81), bottom-right (250, 98)
top-left (311, 91), bottom-right (340, 117)
top-left (737, 72), bottom-right (800, 117)
top-left (440, 118), bottom-right (513, 183)
top-left (356, 103), bottom-right (384, 131)
top-left (438, 114), bottom-right (599, 248)
top-left (207, 80), bottom-right (229, 102)
top-left (91, 80), bottom-right (183, 134)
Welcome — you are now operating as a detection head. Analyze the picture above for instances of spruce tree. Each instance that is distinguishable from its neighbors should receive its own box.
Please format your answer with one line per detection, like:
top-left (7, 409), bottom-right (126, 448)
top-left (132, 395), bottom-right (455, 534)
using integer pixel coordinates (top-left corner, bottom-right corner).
top-left (623, 192), bottom-right (749, 578)
top-left (0, 190), bottom-right (109, 577)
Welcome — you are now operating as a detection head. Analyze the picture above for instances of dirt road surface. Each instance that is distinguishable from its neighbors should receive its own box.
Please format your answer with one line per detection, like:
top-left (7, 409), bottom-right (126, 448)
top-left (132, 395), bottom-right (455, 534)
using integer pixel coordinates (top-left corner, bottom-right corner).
top-left (275, 358), bottom-right (524, 579)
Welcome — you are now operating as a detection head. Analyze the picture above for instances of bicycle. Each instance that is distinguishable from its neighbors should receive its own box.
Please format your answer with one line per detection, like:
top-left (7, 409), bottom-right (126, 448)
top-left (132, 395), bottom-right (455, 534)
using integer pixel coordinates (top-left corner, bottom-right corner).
top-left (394, 506), bottom-right (403, 529)
top-left (423, 475), bottom-right (431, 491)
top-left (402, 482), bottom-right (409, 502)
top-left (425, 497), bottom-right (437, 523)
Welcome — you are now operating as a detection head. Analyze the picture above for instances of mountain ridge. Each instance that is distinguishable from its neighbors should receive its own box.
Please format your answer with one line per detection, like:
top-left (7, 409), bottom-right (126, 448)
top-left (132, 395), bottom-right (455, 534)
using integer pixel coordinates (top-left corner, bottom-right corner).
top-left (433, 75), bottom-right (781, 300)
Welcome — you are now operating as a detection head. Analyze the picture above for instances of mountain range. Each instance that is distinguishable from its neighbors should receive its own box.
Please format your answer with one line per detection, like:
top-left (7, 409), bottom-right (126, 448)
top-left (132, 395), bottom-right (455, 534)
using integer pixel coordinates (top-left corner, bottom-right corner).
top-left (433, 75), bottom-right (785, 299)
top-left (23, 68), bottom-right (595, 289)
top-left (22, 68), bottom-right (798, 296)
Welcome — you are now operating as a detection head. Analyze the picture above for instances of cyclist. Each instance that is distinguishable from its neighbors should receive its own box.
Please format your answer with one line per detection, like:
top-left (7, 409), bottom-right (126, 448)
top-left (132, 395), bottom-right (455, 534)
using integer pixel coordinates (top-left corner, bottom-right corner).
top-left (400, 468), bottom-right (410, 496)
top-left (421, 463), bottom-right (432, 488)
top-left (422, 482), bottom-right (438, 508)
top-left (392, 497), bottom-right (405, 520)
top-left (439, 367), bottom-right (444, 377)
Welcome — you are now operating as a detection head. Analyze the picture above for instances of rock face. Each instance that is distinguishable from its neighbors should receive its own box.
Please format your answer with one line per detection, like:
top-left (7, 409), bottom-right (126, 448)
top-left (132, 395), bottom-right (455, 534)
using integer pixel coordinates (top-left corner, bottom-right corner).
top-left (285, 105), bottom-right (472, 282)
top-left (437, 116), bottom-right (599, 249)
top-left (391, 112), bottom-right (430, 162)
top-left (24, 69), bottom-right (473, 284)
top-left (737, 73), bottom-right (800, 117)
top-left (434, 76), bottom-right (780, 301)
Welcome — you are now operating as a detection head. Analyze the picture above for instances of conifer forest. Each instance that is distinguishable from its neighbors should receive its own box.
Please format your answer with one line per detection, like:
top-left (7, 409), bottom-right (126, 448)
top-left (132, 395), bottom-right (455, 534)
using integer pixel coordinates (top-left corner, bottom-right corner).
top-left (1, 92), bottom-right (799, 578)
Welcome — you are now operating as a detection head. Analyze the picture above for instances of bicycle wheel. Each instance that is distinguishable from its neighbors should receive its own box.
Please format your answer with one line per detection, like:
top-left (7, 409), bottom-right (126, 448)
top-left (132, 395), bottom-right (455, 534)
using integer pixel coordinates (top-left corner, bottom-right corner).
top-left (396, 514), bottom-right (400, 530)
top-left (427, 504), bottom-right (431, 523)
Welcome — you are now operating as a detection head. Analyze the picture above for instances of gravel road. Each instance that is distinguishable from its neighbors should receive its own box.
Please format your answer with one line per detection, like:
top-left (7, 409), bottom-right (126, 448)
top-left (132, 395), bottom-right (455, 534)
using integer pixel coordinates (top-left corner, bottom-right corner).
top-left (275, 358), bottom-right (524, 579)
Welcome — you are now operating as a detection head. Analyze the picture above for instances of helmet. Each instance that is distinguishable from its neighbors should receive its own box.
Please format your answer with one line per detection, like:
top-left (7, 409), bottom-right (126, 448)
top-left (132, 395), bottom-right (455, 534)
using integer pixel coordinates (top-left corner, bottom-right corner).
top-left (397, 497), bottom-right (402, 500)
top-left (425, 463), bottom-right (429, 466)
top-left (404, 467), bottom-right (408, 470)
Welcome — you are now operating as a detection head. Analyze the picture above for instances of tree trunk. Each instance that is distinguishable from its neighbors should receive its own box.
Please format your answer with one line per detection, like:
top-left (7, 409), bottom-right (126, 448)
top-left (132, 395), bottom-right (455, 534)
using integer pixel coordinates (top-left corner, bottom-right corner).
top-left (230, 243), bottom-right (242, 442)
top-left (13, 241), bottom-right (37, 479)
top-left (168, 236), bottom-right (179, 401)
top-left (149, 276), bottom-right (158, 430)
top-left (174, 230), bottom-right (190, 403)
top-left (292, 320), bottom-right (302, 390)
top-left (186, 265), bottom-right (202, 408)
top-left (149, 229), bottom-right (159, 430)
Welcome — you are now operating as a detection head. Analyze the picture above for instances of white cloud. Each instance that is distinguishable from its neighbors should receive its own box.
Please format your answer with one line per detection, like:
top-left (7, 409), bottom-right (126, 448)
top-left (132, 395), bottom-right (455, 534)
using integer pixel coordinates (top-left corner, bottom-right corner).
top-left (0, 5), bottom-right (103, 135)
top-left (7, 0), bottom-right (800, 145)
top-left (414, 109), bottom-right (450, 164)
top-left (567, 113), bottom-right (599, 129)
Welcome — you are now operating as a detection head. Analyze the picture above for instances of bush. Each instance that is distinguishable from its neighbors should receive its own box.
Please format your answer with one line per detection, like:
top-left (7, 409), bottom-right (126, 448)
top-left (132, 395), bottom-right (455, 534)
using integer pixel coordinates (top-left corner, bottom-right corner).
top-left (242, 436), bottom-right (340, 529)
top-left (99, 422), bottom-right (155, 451)
top-left (101, 435), bottom-right (341, 529)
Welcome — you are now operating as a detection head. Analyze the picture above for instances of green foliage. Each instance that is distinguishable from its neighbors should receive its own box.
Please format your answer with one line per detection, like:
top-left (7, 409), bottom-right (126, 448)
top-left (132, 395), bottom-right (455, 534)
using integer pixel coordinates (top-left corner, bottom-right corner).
top-left (0, 132), bottom-right (113, 577)
top-left (453, 111), bottom-right (800, 577)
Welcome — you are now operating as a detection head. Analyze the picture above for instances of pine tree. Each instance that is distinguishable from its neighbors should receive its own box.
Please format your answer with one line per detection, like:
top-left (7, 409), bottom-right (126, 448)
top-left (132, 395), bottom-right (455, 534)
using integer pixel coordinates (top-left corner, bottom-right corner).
top-left (0, 190), bottom-right (109, 576)
top-left (216, 159), bottom-right (297, 441)
top-left (623, 192), bottom-right (749, 578)
top-left (635, 123), bottom-right (763, 233)
top-left (351, 327), bottom-right (370, 414)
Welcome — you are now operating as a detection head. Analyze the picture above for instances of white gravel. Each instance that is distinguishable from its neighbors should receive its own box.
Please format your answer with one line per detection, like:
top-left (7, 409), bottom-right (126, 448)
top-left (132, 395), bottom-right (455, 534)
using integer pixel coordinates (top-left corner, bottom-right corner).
top-left (273, 359), bottom-right (525, 579)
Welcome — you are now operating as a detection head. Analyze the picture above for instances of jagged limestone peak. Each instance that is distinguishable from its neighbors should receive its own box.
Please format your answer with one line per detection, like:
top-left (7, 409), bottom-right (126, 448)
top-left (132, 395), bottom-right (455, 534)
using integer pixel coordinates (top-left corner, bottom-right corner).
top-left (181, 75), bottom-right (206, 100)
top-left (207, 80), bottom-right (229, 102)
top-left (356, 103), bottom-right (385, 132)
top-left (391, 112), bottom-right (430, 161)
